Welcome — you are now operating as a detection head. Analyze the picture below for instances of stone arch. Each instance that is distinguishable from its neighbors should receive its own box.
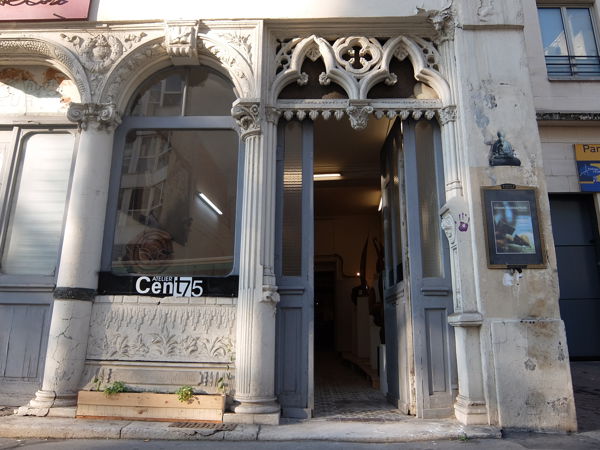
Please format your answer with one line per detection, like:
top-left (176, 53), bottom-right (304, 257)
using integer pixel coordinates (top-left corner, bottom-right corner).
top-left (0, 37), bottom-right (91, 103)
top-left (98, 34), bottom-right (255, 110)
top-left (271, 34), bottom-right (451, 104)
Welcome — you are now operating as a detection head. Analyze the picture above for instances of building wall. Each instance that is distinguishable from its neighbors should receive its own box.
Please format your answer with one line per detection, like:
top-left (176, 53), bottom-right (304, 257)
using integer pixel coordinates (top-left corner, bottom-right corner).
top-left (0, 0), bottom-right (583, 430)
top-left (540, 125), bottom-right (600, 193)
top-left (523, 0), bottom-right (600, 112)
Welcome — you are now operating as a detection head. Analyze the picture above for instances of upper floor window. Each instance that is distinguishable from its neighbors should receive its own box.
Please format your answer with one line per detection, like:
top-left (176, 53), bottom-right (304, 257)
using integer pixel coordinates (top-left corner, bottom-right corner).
top-left (538, 6), bottom-right (600, 78)
top-left (107, 66), bottom-right (241, 277)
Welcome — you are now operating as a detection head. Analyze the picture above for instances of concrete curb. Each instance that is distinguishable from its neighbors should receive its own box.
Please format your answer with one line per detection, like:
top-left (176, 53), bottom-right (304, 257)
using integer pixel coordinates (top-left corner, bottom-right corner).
top-left (0, 416), bottom-right (501, 442)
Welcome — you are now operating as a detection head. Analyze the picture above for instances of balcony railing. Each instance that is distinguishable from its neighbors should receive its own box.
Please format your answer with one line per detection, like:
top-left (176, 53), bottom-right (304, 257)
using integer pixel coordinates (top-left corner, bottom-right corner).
top-left (545, 55), bottom-right (600, 77)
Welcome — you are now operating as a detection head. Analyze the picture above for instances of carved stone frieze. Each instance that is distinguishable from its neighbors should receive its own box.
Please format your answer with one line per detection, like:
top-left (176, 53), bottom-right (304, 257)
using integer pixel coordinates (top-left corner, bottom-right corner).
top-left (60, 31), bottom-right (148, 101)
top-left (218, 31), bottom-right (253, 66)
top-left (87, 303), bottom-right (236, 363)
top-left (165, 20), bottom-right (199, 65)
top-left (67, 102), bottom-right (121, 131)
top-left (232, 99), bottom-right (261, 138)
top-left (100, 41), bottom-right (167, 104)
top-left (272, 34), bottom-right (449, 104)
top-left (61, 32), bottom-right (146, 72)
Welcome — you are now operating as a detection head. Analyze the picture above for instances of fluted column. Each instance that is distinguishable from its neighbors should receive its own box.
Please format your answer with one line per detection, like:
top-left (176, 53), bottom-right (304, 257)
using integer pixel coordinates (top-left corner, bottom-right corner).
top-left (20, 103), bottom-right (120, 416)
top-left (230, 100), bottom-right (280, 421)
top-left (439, 107), bottom-right (488, 425)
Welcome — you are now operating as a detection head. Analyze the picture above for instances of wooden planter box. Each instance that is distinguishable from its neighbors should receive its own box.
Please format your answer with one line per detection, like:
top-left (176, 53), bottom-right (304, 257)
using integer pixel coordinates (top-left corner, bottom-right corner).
top-left (76, 391), bottom-right (225, 422)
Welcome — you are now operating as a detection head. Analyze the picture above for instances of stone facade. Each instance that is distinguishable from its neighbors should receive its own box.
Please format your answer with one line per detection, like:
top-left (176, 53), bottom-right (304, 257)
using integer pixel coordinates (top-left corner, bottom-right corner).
top-left (0, 0), bottom-right (593, 432)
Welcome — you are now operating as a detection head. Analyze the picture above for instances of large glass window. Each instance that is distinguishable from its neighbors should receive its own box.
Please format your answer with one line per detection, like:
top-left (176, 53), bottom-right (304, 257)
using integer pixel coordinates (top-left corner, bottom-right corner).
top-left (0, 131), bottom-right (75, 277)
top-left (109, 67), bottom-right (240, 277)
top-left (538, 6), bottom-right (600, 77)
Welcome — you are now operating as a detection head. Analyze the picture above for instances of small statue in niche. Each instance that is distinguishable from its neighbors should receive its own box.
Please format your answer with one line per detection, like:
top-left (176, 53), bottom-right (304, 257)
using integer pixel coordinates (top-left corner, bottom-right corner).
top-left (489, 131), bottom-right (521, 167)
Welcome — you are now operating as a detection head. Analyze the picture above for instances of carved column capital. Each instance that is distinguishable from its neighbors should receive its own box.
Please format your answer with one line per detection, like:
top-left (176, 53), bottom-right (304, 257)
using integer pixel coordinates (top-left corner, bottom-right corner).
top-left (346, 101), bottom-right (373, 130)
top-left (438, 105), bottom-right (457, 126)
top-left (164, 20), bottom-right (199, 65)
top-left (232, 99), bottom-right (261, 139)
top-left (67, 102), bottom-right (121, 132)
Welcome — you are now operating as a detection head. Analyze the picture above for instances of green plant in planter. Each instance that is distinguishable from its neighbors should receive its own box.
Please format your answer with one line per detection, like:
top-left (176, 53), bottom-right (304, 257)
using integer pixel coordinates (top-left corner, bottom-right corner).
top-left (217, 341), bottom-right (235, 395)
top-left (176, 385), bottom-right (195, 403)
top-left (103, 381), bottom-right (127, 396)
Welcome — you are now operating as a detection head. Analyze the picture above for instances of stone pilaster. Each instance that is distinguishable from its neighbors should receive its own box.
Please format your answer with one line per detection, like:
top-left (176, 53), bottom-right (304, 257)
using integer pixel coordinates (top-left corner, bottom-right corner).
top-left (18, 103), bottom-right (120, 416)
top-left (229, 100), bottom-right (280, 423)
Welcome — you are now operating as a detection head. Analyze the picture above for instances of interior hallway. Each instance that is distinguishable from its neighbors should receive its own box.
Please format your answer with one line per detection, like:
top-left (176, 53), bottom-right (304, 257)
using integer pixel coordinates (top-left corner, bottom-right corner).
top-left (313, 351), bottom-right (409, 422)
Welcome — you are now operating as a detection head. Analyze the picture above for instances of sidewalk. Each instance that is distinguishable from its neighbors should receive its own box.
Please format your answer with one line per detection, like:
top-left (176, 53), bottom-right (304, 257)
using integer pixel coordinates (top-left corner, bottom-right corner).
top-left (0, 414), bottom-right (501, 443)
top-left (0, 362), bottom-right (597, 445)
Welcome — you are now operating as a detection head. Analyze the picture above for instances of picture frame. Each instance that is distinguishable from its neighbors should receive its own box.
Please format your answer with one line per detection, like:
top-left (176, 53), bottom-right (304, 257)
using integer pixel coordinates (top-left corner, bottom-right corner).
top-left (481, 185), bottom-right (546, 269)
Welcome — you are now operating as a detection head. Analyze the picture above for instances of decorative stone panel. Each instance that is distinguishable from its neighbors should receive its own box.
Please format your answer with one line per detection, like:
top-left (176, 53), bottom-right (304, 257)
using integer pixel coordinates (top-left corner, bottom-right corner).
top-left (87, 301), bottom-right (236, 364)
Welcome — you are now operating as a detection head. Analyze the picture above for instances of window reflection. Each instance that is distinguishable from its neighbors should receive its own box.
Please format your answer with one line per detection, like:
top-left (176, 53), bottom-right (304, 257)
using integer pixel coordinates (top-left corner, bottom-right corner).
top-left (112, 130), bottom-right (239, 276)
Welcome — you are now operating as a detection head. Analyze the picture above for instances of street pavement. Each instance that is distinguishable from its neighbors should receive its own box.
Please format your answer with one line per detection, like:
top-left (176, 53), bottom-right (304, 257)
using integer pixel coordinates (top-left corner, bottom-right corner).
top-left (0, 362), bottom-right (597, 448)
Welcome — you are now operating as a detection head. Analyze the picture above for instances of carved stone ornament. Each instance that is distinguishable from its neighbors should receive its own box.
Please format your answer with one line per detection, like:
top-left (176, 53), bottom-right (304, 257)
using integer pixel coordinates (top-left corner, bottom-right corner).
top-left (232, 100), bottom-right (261, 138)
top-left (165, 20), bottom-right (199, 65)
top-left (61, 34), bottom-right (124, 73)
top-left (346, 103), bottom-right (374, 130)
top-left (489, 131), bottom-right (521, 167)
top-left (417, 6), bottom-right (455, 43)
top-left (437, 105), bottom-right (457, 125)
top-left (441, 212), bottom-right (456, 246)
top-left (87, 303), bottom-right (236, 363)
top-left (67, 102), bottom-right (121, 131)
top-left (333, 37), bottom-right (383, 78)
top-left (261, 284), bottom-right (280, 306)
top-left (272, 34), bottom-right (449, 104)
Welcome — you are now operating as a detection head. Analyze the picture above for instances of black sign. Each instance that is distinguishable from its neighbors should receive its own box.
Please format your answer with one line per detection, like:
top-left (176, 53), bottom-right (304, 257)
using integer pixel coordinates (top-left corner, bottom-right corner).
top-left (98, 272), bottom-right (238, 298)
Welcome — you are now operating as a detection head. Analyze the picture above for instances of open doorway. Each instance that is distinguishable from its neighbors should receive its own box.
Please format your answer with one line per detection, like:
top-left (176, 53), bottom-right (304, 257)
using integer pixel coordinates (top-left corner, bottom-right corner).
top-left (312, 116), bottom-right (405, 420)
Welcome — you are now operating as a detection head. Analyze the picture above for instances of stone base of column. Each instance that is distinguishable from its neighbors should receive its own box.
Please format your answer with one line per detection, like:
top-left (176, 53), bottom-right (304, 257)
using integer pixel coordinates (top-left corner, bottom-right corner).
top-left (232, 396), bottom-right (280, 414)
top-left (15, 390), bottom-right (78, 417)
top-left (454, 395), bottom-right (488, 425)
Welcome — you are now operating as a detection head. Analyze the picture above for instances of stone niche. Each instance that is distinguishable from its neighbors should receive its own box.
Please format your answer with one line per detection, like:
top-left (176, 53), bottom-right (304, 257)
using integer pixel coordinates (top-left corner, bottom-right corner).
top-left (82, 296), bottom-right (237, 396)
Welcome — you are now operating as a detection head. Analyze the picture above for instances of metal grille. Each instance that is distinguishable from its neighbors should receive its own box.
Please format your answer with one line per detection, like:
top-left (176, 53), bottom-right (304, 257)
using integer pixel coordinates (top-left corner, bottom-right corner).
top-left (168, 422), bottom-right (237, 430)
top-left (545, 55), bottom-right (600, 77)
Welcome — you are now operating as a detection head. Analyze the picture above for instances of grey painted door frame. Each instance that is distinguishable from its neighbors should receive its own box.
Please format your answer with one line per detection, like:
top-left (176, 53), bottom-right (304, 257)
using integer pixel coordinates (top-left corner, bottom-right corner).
top-left (402, 119), bottom-right (457, 418)
top-left (274, 117), bottom-right (457, 419)
top-left (274, 120), bottom-right (314, 418)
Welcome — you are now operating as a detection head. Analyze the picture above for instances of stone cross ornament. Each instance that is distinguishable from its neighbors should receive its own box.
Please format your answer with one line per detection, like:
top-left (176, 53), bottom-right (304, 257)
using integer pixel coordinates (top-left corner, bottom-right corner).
top-left (489, 131), bottom-right (521, 167)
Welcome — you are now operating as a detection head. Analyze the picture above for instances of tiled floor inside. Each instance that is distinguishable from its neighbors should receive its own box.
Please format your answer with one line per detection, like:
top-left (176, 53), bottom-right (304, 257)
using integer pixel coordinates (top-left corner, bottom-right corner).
top-left (313, 351), bottom-right (411, 422)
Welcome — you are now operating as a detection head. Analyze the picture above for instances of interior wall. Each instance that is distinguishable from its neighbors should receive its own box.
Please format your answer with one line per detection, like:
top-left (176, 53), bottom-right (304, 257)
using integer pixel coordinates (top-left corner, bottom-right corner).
top-left (315, 214), bottom-right (382, 353)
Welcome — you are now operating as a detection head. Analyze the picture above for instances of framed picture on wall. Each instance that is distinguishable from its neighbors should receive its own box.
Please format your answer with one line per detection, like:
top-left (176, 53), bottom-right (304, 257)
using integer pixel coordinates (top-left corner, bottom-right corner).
top-left (481, 185), bottom-right (546, 269)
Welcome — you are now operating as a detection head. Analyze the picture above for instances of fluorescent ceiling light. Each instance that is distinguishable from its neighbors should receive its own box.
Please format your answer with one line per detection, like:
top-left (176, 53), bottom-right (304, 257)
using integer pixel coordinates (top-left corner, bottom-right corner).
top-left (314, 173), bottom-right (342, 181)
top-left (198, 192), bottom-right (223, 215)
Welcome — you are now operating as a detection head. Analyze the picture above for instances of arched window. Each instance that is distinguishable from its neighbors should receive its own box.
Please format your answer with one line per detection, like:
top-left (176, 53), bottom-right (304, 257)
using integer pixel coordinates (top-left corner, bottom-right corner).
top-left (105, 66), bottom-right (241, 277)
